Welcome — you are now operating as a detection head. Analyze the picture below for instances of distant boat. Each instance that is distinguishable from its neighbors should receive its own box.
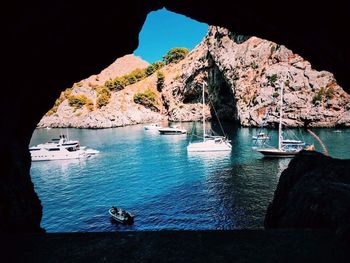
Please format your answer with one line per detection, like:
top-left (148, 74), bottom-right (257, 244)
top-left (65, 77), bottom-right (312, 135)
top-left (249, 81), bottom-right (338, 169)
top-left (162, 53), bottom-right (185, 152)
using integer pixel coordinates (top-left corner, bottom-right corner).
top-left (158, 125), bottom-right (187, 135)
top-left (252, 132), bottom-right (270, 141)
top-left (187, 83), bottom-right (231, 152)
top-left (252, 107), bottom-right (271, 142)
top-left (144, 123), bottom-right (160, 130)
top-left (333, 130), bottom-right (342, 133)
top-left (29, 134), bottom-right (99, 161)
top-left (109, 206), bottom-right (134, 224)
top-left (256, 81), bottom-right (314, 157)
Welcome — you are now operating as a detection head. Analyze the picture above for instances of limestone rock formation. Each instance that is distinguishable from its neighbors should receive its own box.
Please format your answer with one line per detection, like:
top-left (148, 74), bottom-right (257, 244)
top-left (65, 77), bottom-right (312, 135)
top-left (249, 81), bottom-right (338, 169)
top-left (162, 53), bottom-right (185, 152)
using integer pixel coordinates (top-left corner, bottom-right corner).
top-left (38, 26), bottom-right (350, 128)
top-left (265, 151), bottom-right (350, 242)
top-left (167, 26), bottom-right (350, 127)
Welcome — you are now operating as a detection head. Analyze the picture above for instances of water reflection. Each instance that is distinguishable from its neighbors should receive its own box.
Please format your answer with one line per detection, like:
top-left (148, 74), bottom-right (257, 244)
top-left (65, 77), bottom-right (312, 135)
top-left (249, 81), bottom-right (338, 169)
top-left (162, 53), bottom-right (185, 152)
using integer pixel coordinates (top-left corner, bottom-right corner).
top-left (187, 151), bottom-right (231, 169)
top-left (203, 157), bottom-right (289, 229)
top-left (31, 158), bottom-right (88, 178)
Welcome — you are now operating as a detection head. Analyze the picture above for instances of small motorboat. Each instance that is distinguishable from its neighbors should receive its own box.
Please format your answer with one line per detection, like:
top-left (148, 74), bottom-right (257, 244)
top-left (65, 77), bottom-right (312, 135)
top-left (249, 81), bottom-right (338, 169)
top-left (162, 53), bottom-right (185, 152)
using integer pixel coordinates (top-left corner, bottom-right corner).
top-left (109, 206), bottom-right (135, 224)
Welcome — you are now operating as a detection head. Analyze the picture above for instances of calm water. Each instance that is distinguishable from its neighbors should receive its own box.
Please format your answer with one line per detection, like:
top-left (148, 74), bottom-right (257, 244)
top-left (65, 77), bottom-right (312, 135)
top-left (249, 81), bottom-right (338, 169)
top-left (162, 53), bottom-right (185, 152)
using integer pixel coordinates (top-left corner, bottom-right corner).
top-left (30, 123), bottom-right (350, 232)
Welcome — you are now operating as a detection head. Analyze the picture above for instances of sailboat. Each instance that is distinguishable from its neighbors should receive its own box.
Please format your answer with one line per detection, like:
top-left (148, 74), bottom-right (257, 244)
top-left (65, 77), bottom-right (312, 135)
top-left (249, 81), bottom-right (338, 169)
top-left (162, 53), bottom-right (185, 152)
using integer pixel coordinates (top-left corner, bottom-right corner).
top-left (256, 82), bottom-right (314, 157)
top-left (187, 83), bottom-right (232, 152)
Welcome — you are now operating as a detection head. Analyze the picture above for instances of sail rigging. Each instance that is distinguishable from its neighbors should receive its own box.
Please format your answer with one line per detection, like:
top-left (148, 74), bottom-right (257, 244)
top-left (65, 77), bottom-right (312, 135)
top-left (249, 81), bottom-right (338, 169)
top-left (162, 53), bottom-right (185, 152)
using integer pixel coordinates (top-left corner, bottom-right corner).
top-left (187, 83), bottom-right (231, 152)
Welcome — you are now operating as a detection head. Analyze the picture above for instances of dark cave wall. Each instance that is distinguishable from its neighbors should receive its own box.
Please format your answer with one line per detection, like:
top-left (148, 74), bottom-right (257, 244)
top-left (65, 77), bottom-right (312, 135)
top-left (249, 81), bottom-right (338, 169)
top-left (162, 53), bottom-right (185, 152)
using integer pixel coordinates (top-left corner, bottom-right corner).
top-left (2, 0), bottom-right (349, 232)
top-left (2, 0), bottom-right (161, 232)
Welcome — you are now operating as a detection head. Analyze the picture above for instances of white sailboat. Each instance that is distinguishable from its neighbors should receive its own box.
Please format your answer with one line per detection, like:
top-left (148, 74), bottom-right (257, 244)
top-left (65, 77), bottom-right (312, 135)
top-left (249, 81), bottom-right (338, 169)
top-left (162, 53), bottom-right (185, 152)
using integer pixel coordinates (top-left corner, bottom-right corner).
top-left (256, 82), bottom-right (314, 157)
top-left (187, 83), bottom-right (232, 152)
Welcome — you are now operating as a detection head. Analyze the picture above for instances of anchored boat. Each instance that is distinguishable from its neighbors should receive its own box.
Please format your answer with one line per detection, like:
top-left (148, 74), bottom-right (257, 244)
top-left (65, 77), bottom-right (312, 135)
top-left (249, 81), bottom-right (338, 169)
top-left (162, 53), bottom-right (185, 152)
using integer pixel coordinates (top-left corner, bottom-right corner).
top-left (109, 207), bottom-right (135, 224)
top-left (29, 134), bottom-right (99, 161)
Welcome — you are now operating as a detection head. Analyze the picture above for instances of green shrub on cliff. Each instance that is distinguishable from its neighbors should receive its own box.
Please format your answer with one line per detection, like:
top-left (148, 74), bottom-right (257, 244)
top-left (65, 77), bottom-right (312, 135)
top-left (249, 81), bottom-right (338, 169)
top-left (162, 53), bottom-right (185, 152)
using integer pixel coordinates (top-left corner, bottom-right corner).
top-left (312, 93), bottom-right (322, 104)
top-left (103, 64), bottom-right (165, 92)
top-left (163, 47), bottom-right (189, 64)
top-left (267, 74), bottom-right (278, 85)
top-left (145, 61), bottom-right (165, 76)
top-left (325, 86), bottom-right (335, 99)
top-left (68, 94), bottom-right (92, 109)
top-left (96, 93), bottom-right (110, 108)
top-left (133, 88), bottom-right (158, 110)
top-left (95, 86), bottom-right (111, 108)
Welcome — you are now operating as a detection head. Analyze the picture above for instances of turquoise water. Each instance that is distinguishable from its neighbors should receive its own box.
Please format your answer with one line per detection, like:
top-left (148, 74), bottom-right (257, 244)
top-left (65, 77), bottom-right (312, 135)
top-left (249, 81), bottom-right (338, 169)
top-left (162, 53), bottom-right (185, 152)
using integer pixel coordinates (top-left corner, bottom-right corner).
top-left (30, 123), bottom-right (350, 232)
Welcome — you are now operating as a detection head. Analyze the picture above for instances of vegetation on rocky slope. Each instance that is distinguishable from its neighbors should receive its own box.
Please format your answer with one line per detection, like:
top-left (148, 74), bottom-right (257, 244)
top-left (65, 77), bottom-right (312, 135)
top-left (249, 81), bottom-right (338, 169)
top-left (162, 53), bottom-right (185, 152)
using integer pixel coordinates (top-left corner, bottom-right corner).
top-left (39, 27), bottom-right (350, 128)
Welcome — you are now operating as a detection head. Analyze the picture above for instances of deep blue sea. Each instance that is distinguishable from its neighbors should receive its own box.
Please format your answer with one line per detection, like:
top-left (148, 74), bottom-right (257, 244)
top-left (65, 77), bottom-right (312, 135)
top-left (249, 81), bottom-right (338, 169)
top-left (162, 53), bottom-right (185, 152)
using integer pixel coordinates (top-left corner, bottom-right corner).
top-left (30, 122), bottom-right (350, 232)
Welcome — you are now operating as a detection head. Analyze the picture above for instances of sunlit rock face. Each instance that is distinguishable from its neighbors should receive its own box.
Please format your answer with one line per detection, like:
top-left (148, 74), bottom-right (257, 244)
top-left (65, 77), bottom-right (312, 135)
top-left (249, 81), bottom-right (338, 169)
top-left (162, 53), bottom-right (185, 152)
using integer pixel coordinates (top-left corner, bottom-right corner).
top-left (2, 0), bottom-right (348, 232)
top-left (37, 26), bottom-right (350, 129)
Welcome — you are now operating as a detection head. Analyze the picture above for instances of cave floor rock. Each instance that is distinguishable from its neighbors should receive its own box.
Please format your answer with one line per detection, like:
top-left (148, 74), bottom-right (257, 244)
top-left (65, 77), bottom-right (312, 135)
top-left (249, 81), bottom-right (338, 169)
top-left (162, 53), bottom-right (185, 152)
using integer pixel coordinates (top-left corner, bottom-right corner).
top-left (2, 230), bottom-right (349, 262)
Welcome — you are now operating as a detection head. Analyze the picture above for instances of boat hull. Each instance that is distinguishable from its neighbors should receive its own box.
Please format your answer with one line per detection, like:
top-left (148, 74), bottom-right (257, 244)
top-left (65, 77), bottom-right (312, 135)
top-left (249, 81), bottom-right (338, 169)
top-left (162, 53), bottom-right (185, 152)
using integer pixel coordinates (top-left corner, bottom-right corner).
top-left (30, 150), bottom-right (89, 161)
top-left (158, 129), bottom-right (187, 135)
top-left (29, 135), bottom-right (99, 161)
top-left (256, 148), bottom-right (299, 158)
top-left (187, 140), bottom-right (232, 152)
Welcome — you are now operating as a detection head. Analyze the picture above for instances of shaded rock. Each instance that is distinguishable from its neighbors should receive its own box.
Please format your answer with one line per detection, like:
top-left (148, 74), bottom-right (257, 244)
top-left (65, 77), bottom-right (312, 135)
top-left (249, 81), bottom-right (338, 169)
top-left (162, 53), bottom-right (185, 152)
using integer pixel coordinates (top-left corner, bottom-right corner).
top-left (265, 151), bottom-right (350, 242)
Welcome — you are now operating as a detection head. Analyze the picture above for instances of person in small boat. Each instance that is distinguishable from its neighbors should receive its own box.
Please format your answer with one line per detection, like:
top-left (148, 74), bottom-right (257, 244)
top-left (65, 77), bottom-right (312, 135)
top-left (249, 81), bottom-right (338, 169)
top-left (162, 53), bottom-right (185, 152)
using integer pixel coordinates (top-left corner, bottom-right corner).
top-left (111, 206), bottom-right (118, 214)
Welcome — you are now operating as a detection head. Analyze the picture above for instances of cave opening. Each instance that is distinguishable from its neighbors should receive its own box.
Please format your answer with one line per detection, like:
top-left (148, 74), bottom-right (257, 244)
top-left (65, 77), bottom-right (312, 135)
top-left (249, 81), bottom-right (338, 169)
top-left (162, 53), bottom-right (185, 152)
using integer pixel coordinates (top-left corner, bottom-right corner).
top-left (4, 3), bottom-right (350, 243)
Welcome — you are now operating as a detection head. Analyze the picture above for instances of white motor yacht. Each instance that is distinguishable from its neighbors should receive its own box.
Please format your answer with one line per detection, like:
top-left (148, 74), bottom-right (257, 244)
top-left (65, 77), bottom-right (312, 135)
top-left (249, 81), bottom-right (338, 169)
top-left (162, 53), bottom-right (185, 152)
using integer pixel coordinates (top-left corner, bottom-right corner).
top-left (29, 135), bottom-right (99, 161)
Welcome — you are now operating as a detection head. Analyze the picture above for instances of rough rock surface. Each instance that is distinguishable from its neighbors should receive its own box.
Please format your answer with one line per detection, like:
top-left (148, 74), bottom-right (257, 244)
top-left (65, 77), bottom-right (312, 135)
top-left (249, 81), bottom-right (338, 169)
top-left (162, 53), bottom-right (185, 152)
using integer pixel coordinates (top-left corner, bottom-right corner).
top-left (38, 27), bottom-right (350, 128)
top-left (166, 26), bottom-right (350, 127)
top-left (265, 151), bottom-right (350, 242)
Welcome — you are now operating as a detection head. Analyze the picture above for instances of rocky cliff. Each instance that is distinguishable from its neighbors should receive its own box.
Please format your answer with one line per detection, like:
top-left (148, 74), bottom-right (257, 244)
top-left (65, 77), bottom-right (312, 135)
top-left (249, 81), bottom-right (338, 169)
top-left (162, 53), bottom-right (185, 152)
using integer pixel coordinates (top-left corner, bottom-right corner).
top-left (38, 54), bottom-right (166, 128)
top-left (38, 26), bottom-right (350, 128)
top-left (265, 151), bottom-right (350, 242)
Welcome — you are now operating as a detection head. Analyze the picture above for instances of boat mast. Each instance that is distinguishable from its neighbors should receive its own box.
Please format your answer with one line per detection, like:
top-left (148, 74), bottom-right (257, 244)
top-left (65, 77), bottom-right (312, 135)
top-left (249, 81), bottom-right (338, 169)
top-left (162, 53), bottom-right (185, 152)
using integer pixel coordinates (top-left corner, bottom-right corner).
top-left (202, 82), bottom-right (206, 142)
top-left (278, 81), bottom-right (284, 150)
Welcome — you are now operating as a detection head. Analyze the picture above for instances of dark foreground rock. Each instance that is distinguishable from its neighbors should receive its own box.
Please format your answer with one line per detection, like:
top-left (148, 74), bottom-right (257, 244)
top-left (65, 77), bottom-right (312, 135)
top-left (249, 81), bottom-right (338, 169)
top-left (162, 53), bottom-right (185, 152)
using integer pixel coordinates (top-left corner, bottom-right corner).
top-left (265, 151), bottom-right (350, 242)
top-left (2, 230), bottom-right (349, 263)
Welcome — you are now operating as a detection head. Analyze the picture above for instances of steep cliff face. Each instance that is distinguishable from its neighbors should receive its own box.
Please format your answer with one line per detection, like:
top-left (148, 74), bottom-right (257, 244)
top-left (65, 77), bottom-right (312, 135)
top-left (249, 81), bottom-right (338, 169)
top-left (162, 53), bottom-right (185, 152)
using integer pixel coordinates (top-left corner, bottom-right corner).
top-left (37, 27), bottom-right (350, 128)
top-left (166, 26), bottom-right (350, 127)
top-left (205, 27), bottom-right (350, 127)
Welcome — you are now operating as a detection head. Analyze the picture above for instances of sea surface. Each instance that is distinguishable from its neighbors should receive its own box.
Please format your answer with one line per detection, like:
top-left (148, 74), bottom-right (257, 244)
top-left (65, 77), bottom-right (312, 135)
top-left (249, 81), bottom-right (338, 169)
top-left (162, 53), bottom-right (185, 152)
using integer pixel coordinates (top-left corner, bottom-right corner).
top-left (30, 123), bottom-right (350, 232)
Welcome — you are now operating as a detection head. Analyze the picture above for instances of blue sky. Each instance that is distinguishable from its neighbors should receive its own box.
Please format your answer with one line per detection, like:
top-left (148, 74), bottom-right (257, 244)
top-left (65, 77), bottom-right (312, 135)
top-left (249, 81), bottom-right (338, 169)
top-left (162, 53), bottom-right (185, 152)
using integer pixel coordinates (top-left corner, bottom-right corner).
top-left (133, 8), bottom-right (208, 63)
